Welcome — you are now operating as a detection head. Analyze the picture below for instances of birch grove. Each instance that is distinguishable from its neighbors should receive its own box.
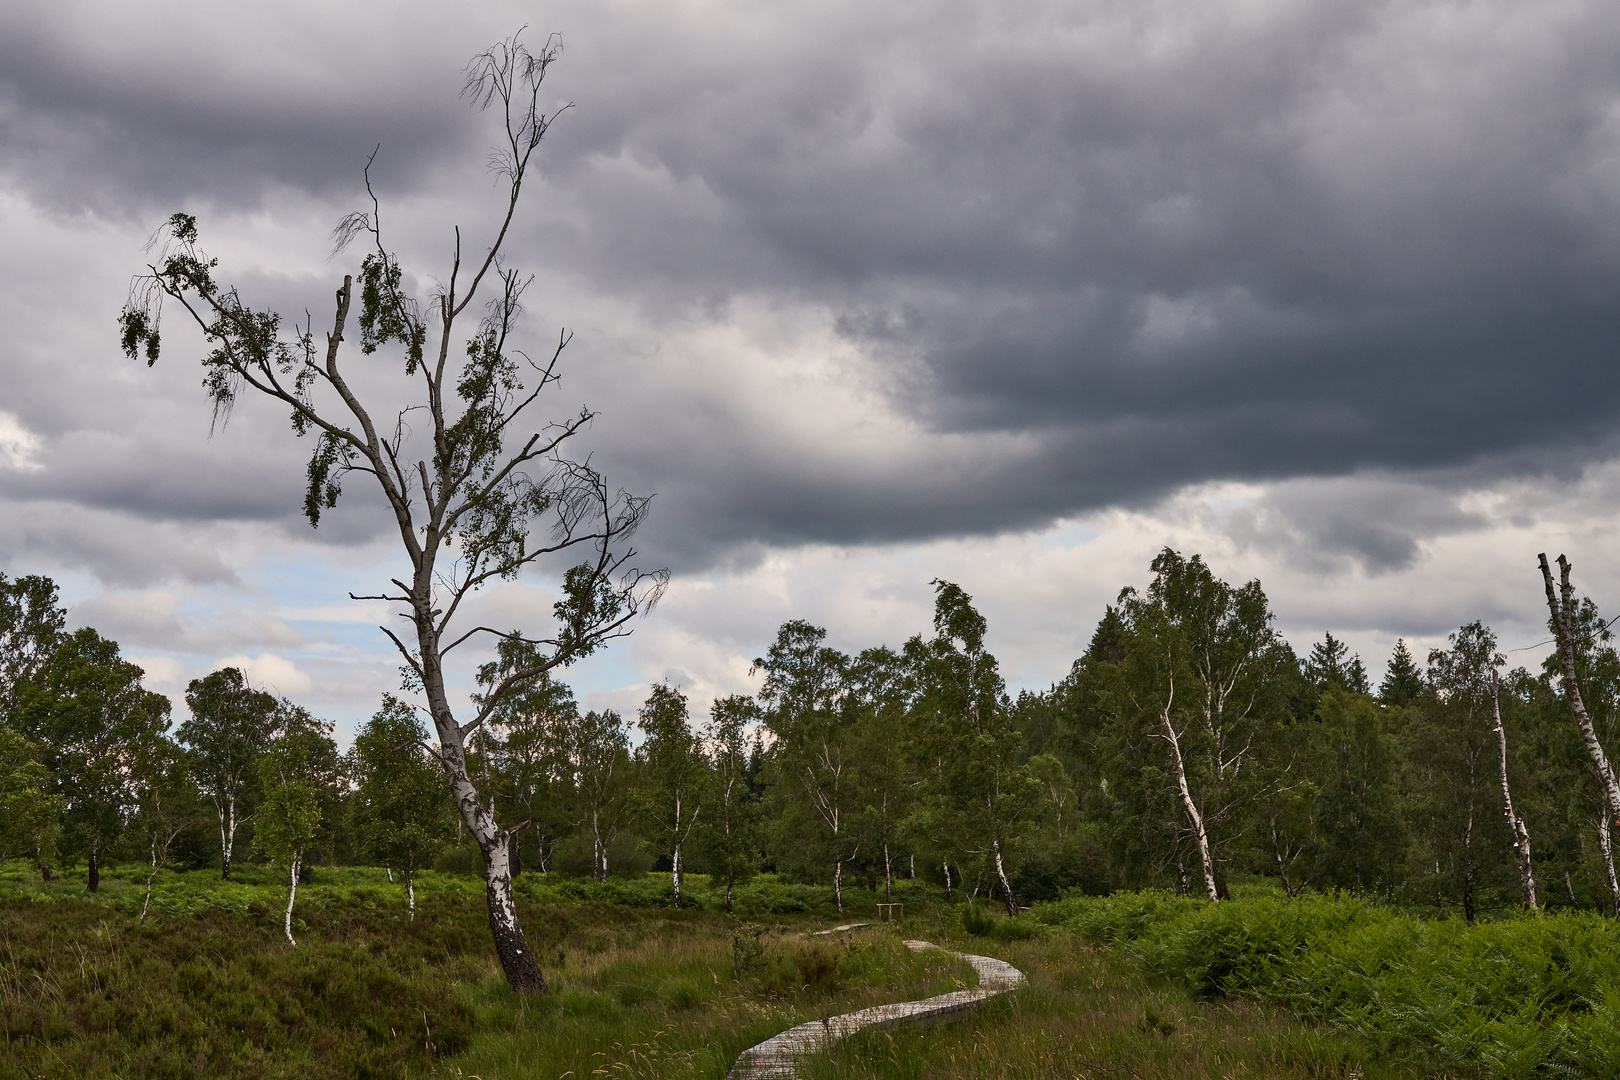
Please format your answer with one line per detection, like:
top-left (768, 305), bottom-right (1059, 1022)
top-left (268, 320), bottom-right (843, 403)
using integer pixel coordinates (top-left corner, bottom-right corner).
top-left (23, 537), bottom-right (1620, 940)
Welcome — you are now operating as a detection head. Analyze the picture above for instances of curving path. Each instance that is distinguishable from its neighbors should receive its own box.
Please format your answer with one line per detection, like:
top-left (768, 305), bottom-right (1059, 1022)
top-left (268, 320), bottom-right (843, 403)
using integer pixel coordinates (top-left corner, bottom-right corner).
top-left (725, 939), bottom-right (1026, 1080)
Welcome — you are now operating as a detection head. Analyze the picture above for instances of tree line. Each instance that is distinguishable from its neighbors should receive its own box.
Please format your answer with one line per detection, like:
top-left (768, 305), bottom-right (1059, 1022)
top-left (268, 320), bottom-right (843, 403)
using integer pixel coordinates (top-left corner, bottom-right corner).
top-left (9, 547), bottom-right (1620, 929)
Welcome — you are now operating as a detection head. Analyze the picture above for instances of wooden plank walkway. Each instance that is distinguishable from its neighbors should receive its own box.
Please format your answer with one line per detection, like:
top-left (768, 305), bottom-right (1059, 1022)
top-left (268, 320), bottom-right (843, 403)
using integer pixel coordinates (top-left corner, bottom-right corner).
top-left (724, 939), bottom-right (1026, 1080)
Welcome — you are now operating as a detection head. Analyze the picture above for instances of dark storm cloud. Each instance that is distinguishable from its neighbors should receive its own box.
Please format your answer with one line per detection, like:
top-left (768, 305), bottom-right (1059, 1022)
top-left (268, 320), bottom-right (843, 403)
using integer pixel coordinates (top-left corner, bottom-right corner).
top-left (0, 6), bottom-right (484, 216)
top-left (5, 0), bottom-right (1620, 578)
top-left (528, 0), bottom-right (1620, 565)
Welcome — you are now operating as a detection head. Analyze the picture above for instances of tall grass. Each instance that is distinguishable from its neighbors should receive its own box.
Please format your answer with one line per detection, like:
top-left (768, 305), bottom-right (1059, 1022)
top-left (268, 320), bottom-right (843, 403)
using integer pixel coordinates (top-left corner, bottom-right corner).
top-left (801, 931), bottom-right (1427, 1080)
top-left (443, 920), bottom-right (976, 1079)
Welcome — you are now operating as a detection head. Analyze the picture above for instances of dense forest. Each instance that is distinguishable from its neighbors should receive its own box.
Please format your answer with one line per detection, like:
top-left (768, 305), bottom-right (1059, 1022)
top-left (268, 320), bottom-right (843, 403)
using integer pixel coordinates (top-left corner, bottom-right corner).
top-left (3, 546), bottom-right (1617, 927)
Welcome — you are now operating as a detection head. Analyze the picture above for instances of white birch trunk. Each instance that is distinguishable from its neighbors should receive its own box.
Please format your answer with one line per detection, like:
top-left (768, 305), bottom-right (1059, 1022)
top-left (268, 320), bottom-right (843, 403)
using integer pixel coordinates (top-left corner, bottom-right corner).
top-left (407, 869), bottom-right (415, 921)
top-left (386, 866), bottom-right (393, 883)
top-left (284, 850), bottom-right (301, 946)
top-left (992, 838), bottom-right (1018, 917)
top-left (1600, 793), bottom-right (1620, 915)
top-left (1157, 675), bottom-right (1219, 901)
top-left (1541, 554), bottom-right (1620, 813)
top-left (942, 860), bottom-right (952, 900)
top-left (593, 805), bottom-right (606, 883)
top-left (142, 837), bottom-right (159, 924)
top-left (834, 857), bottom-right (843, 914)
top-left (883, 841), bottom-right (892, 902)
top-left (220, 794), bottom-right (238, 882)
top-left (672, 844), bottom-right (682, 910)
top-left (1491, 670), bottom-right (1537, 910)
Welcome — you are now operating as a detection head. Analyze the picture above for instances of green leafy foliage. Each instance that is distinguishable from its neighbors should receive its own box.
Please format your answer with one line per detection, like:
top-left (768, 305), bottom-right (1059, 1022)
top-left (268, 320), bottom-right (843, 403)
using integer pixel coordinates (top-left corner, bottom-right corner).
top-left (1049, 889), bottom-right (1620, 1077)
top-left (351, 695), bottom-right (454, 900)
top-left (0, 729), bottom-right (60, 870)
top-left (14, 628), bottom-right (171, 884)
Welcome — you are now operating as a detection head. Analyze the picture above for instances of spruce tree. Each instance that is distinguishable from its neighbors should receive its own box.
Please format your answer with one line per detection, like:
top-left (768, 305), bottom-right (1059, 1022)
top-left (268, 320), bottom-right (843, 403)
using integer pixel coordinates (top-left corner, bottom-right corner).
top-left (1381, 639), bottom-right (1425, 707)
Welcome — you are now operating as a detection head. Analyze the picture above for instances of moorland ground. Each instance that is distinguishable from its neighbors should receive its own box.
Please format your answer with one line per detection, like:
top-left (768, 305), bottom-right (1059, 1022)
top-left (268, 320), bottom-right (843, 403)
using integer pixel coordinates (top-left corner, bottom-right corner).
top-left (0, 862), bottom-right (1468, 1080)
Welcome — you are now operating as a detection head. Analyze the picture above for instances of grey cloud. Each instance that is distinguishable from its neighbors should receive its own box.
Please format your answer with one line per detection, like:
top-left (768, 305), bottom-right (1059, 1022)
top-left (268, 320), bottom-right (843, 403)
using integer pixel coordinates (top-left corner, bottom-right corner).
top-left (68, 589), bottom-right (307, 655)
top-left (1219, 474), bottom-right (1489, 576)
top-left (6, 0), bottom-right (1620, 577)
top-left (0, 500), bottom-right (242, 587)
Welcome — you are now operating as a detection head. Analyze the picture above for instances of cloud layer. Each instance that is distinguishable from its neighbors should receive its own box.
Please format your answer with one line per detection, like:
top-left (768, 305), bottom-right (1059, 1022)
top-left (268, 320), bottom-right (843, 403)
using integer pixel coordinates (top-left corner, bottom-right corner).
top-left (2, 0), bottom-right (1618, 729)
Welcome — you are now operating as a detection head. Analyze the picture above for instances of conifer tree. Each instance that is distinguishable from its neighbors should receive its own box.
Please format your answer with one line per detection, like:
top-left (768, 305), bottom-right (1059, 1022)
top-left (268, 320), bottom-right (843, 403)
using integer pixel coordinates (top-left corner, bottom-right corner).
top-left (1381, 639), bottom-right (1425, 707)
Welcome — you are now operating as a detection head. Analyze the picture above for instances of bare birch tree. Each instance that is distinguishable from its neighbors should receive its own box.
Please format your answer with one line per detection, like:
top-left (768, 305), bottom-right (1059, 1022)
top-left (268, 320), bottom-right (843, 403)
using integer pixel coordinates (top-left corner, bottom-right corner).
top-left (120, 35), bottom-right (664, 992)
top-left (1540, 554), bottom-right (1620, 877)
top-left (1490, 667), bottom-right (1537, 910)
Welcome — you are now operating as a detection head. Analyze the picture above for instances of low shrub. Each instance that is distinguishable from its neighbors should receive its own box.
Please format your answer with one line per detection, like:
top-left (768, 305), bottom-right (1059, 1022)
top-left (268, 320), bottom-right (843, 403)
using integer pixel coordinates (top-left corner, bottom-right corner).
top-left (1042, 889), bottom-right (1620, 1077)
top-left (0, 892), bottom-right (480, 1079)
top-left (962, 902), bottom-right (1042, 941)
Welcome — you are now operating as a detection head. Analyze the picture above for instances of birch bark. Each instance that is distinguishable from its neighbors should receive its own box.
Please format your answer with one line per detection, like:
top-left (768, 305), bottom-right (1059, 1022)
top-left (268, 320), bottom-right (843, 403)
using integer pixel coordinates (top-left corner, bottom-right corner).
top-left (1490, 670), bottom-right (1536, 910)
top-left (1540, 554), bottom-right (1620, 812)
top-left (284, 851), bottom-right (302, 946)
top-left (992, 838), bottom-right (1018, 916)
top-left (1156, 672), bottom-right (1219, 901)
top-left (1600, 793), bottom-right (1620, 915)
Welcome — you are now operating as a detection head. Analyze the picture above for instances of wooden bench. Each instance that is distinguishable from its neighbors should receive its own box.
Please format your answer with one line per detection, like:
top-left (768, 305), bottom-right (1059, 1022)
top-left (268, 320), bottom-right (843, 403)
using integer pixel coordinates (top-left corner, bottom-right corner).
top-left (875, 902), bottom-right (903, 922)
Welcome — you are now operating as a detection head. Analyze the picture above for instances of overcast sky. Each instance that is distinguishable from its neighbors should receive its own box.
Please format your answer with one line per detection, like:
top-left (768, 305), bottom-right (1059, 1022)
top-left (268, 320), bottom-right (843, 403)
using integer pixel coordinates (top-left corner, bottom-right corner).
top-left (4, 0), bottom-right (1620, 736)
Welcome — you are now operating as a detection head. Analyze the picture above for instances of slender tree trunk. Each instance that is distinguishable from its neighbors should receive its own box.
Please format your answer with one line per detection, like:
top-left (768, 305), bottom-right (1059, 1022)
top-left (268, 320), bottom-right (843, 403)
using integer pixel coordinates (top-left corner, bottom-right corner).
top-left (993, 838), bottom-right (1018, 917)
top-left (942, 860), bottom-right (952, 900)
top-left (1541, 554), bottom-right (1620, 812)
top-left (883, 841), bottom-right (893, 902)
top-left (726, 873), bottom-right (734, 914)
top-left (1158, 680), bottom-right (1218, 901)
top-left (415, 582), bottom-right (550, 993)
top-left (87, 847), bottom-right (99, 894)
top-left (592, 805), bottom-right (607, 883)
top-left (425, 667), bottom-right (547, 993)
top-left (285, 850), bottom-right (301, 945)
top-left (834, 857), bottom-right (843, 914)
top-left (142, 837), bottom-right (159, 924)
top-left (910, 854), bottom-right (915, 880)
top-left (221, 796), bottom-right (237, 882)
top-left (672, 844), bottom-right (682, 909)
top-left (1566, 868), bottom-right (1580, 909)
top-left (407, 869), bottom-right (415, 921)
top-left (1491, 671), bottom-right (1537, 910)
top-left (386, 866), bottom-right (394, 883)
top-left (1599, 798), bottom-right (1620, 915)
top-left (1462, 802), bottom-right (1476, 924)
top-left (1270, 819), bottom-right (1299, 898)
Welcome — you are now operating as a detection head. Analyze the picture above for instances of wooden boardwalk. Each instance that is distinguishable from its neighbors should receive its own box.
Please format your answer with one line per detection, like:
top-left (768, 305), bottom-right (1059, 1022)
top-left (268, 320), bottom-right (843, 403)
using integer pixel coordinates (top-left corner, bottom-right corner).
top-left (724, 940), bottom-right (1026, 1080)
